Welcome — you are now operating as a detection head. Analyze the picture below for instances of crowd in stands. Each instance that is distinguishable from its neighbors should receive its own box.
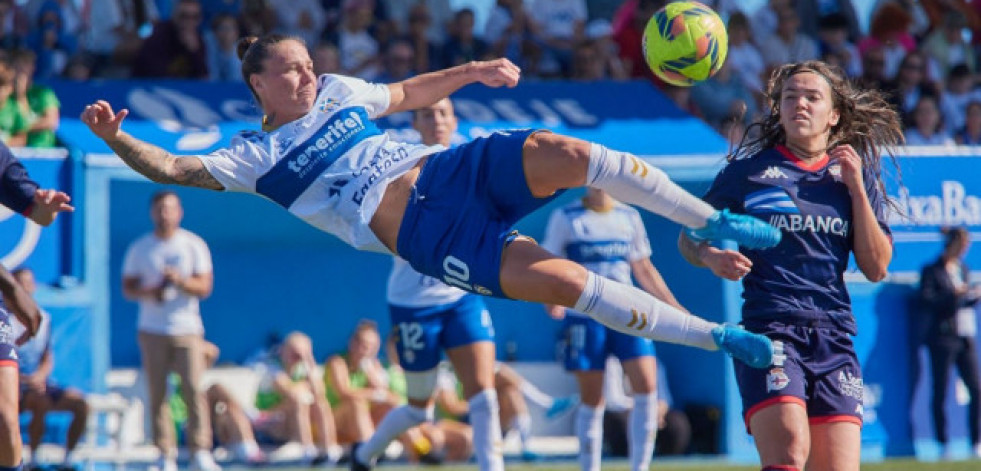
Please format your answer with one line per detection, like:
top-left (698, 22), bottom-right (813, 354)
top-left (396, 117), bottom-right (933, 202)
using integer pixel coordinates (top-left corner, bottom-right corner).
top-left (7, 0), bottom-right (981, 149)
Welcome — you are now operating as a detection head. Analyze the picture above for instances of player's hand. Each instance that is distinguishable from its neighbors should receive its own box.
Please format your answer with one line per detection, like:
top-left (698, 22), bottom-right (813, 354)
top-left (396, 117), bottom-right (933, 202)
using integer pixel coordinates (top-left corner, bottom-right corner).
top-left (830, 144), bottom-right (864, 192)
top-left (471, 58), bottom-right (521, 88)
top-left (29, 188), bottom-right (74, 226)
top-left (545, 304), bottom-right (566, 320)
top-left (81, 100), bottom-right (129, 141)
top-left (701, 246), bottom-right (753, 281)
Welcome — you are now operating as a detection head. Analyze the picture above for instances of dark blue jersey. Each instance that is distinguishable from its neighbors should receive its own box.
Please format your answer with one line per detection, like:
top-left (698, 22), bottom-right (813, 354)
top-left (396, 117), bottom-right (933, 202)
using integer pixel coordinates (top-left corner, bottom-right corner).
top-left (703, 145), bottom-right (891, 335)
top-left (0, 144), bottom-right (37, 215)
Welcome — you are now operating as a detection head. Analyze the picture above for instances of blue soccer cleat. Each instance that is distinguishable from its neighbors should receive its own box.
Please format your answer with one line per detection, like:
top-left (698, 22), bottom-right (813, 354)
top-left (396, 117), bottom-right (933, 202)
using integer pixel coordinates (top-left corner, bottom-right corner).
top-left (711, 324), bottom-right (774, 369)
top-left (687, 209), bottom-right (782, 249)
top-left (545, 394), bottom-right (579, 419)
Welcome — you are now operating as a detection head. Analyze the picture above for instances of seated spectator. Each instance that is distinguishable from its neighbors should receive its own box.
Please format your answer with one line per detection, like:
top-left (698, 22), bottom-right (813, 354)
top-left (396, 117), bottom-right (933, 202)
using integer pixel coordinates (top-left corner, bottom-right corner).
top-left (11, 267), bottom-right (90, 471)
top-left (905, 95), bottom-right (955, 146)
top-left (817, 13), bottom-right (861, 78)
top-left (403, 3), bottom-right (442, 74)
top-left (238, 0), bottom-right (275, 37)
top-left (312, 41), bottom-right (341, 76)
top-left (0, 0), bottom-right (27, 50)
top-left (941, 64), bottom-right (980, 134)
top-left (858, 2), bottom-right (917, 80)
top-left (131, 0), bottom-right (208, 79)
top-left (923, 10), bottom-right (975, 80)
top-left (484, 0), bottom-right (539, 72)
top-left (254, 331), bottom-right (341, 465)
top-left (25, 1), bottom-right (77, 80)
top-left (527, 0), bottom-right (587, 77)
top-left (751, 0), bottom-right (790, 45)
top-left (725, 11), bottom-right (765, 94)
top-left (0, 62), bottom-right (30, 147)
top-left (955, 100), bottom-right (981, 145)
top-left (337, 0), bottom-right (380, 80)
top-left (205, 13), bottom-right (242, 82)
top-left (267, 0), bottom-right (325, 49)
top-left (612, 0), bottom-right (658, 82)
top-left (324, 320), bottom-right (439, 463)
top-left (11, 49), bottom-right (60, 148)
top-left (86, 0), bottom-right (159, 78)
top-left (796, 0), bottom-right (861, 42)
top-left (376, 39), bottom-right (416, 83)
top-left (440, 8), bottom-right (490, 69)
top-left (888, 51), bottom-right (945, 122)
top-left (61, 53), bottom-right (94, 81)
top-left (758, 7), bottom-right (819, 73)
top-left (691, 61), bottom-right (758, 129)
top-left (856, 44), bottom-right (889, 91)
top-left (580, 19), bottom-right (627, 80)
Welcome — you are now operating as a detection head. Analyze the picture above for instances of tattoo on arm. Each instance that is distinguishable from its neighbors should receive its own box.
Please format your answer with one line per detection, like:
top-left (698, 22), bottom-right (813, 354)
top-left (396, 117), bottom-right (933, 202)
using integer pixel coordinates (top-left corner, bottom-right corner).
top-left (107, 132), bottom-right (223, 190)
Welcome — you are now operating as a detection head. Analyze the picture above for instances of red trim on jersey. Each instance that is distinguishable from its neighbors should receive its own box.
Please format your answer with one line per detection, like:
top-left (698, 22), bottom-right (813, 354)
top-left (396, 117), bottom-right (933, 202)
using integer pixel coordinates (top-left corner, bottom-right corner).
top-left (809, 415), bottom-right (863, 427)
top-left (20, 202), bottom-right (33, 217)
top-left (762, 466), bottom-right (800, 471)
top-left (745, 396), bottom-right (806, 434)
top-left (0, 360), bottom-right (18, 368)
top-left (775, 145), bottom-right (828, 171)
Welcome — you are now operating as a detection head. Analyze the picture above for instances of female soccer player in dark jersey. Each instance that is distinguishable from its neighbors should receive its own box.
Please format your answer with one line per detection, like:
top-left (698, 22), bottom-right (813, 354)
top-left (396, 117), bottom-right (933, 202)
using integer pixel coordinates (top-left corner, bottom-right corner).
top-left (679, 61), bottom-right (903, 471)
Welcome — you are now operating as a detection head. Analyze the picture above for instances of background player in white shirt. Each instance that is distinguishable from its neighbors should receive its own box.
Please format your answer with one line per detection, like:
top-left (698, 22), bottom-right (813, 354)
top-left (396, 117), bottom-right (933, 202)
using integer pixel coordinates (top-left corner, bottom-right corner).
top-left (543, 188), bottom-right (681, 471)
top-left (82, 34), bottom-right (780, 380)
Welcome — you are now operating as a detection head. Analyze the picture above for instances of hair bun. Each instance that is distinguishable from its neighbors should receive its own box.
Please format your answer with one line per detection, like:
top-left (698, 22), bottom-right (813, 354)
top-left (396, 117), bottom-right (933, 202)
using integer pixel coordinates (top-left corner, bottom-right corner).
top-left (237, 36), bottom-right (259, 60)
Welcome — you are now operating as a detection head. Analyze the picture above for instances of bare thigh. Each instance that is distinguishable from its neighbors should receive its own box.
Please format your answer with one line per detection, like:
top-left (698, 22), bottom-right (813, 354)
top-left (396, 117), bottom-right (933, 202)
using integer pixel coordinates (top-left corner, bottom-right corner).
top-left (807, 421), bottom-right (861, 471)
top-left (521, 132), bottom-right (591, 197)
top-left (499, 238), bottom-right (588, 306)
top-left (749, 401), bottom-right (810, 469)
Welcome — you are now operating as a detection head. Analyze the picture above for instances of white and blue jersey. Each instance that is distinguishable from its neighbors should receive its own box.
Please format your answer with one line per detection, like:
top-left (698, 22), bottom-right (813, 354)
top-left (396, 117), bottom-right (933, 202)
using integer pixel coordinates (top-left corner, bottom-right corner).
top-left (387, 257), bottom-right (494, 372)
top-left (702, 145), bottom-right (892, 335)
top-left (542, 199), bottom-right (655, 370)
top-left (198, 74), bottom-right (443, 253)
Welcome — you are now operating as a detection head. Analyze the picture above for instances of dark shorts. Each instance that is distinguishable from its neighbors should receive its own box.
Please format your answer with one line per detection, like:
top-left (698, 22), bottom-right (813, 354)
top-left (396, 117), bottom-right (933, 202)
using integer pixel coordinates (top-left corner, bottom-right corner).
top-left (561, 315), bottom-right (655, 371)
top-left (734, 321), bottom-right (864, 433)
top-left (389, 294), bottom-right (495, 372)
top-left (19, 382), bottom-right (68, 406)
top-left (396, 129), bottom-right (562, 299)
top-left (0, 310), bottom-right (17, 370)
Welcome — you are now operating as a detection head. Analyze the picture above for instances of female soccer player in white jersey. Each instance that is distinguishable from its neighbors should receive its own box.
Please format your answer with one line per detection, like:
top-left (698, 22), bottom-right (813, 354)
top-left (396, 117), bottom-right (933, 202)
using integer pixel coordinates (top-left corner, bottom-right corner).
top-left (81, 34), bottom-right (779, 374)
top-left (543, 187), bottom-right (676, 471)
top-left (679, 61), bottom-right (903, 471)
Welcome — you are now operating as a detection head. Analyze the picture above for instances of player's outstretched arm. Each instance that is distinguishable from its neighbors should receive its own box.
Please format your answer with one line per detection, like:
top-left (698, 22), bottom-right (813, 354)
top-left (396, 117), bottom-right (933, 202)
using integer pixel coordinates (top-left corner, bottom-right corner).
top-left (0, 265), bottom-right (39, 337)
top-left (27, 188), bottom-right (74, 226)
top-left (678, 231), bottom-right (753, 281)
top-left (81, 100), bottom-right (223, 190)
top-left (383, 59), bottom-right (521, 117)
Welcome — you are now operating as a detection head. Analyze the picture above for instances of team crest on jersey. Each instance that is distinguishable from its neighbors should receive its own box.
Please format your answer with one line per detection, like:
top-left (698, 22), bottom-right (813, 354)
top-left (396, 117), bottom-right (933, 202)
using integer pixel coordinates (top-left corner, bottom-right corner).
top-left (760, 166), bottom-right (788, 179)
top-left (828, 164), bottom-right (842, 178)
top-left (318, 97), bottom-right (341, 113)
top-left (766, 368), bottom-right (790, 392)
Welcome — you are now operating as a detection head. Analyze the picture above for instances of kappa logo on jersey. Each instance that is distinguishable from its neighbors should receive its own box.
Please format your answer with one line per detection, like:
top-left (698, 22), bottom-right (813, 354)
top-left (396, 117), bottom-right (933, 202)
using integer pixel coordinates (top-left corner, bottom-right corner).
top-left (760, 166), bottom-right (789, 179)
top-left (745, 187), bottom-right (799, 214)
top-left (8, 350), bottom-right (16, 360)
top-left (766, 367), bottom-right (790, 392)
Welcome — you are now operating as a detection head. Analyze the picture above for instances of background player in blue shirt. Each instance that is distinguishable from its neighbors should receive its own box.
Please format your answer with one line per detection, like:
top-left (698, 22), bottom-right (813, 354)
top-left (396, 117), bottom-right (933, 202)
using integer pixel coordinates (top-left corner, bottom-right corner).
top-left (679, 60), bottom-right (903, 471)
top-left (81, 34), bottom-right (780, 374)
top-left (0, 141), bottom-right (72, 471)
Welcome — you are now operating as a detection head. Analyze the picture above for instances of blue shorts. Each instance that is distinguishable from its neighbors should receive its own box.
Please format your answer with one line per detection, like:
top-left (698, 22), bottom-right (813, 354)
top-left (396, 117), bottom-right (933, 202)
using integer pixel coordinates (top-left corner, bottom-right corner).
top-left (0, 310), bottom-right (17, 370)
top-left (561, 315), bottom-right (655, 371)
top-left (389, 294), bottom-right (495, 372)
top-left (734, 321), bottom-right (864, 433)
top-left (20, 382), bottom-right (68, 406)
top-left (396, 129), bottom-right (563, 299)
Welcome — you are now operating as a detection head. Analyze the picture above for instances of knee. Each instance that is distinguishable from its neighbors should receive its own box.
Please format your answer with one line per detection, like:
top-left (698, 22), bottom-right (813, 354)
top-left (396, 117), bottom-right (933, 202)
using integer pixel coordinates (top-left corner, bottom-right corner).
top-left (525, 132), bottom-right (590, 166)
top-left (545, 262), bottom-right (588, 305)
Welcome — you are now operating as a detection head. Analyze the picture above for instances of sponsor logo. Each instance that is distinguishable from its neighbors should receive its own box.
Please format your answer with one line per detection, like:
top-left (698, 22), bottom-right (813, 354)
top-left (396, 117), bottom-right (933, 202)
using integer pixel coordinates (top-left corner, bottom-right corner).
top-left (350, 146), bottom-right (409, 205)
top-left (837, 370), bottom-right (864, 400)
top-left (768, 214), bottom-right (849, 236)
top-left (766, 368), bottom-right (790, 392)
top-left (629, 156), bottom-right (649, 178)
top-left (745, 187), bottom-right (799, 214)
top-left (567, 241), bottom-right (631, 262)
top-left (889, 181), bottom-right (981, 226)
top-left (287, 110), bottom-right (367, 177)
top-left (855, 404), bottom-right (864, 417)
top-left (760, 166), bottom-right (788, 179)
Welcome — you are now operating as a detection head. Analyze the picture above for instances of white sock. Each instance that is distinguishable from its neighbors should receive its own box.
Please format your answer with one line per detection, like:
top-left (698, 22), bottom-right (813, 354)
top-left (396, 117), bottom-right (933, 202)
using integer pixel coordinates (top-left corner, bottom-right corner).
top-left (629, 392), bottom-right (657, 471)
top-left (303, 444), bottom-right (319, 461)
top-left (469, 389), bottom-right (505, 471)
top-left (231, 441), bottom-right (260, 460)
top-left (575, 405), bottom-right (604, 471)
top-left (574, 271), bottom-right (718, 350)
top-left (511, 413), bottom-right (533, 450)
top-left (518, 380), bottom-right (555, 410)
top-left (587, 143), bottom-right (715, 228)
top-left (356, 405), bottom-right (432, 464)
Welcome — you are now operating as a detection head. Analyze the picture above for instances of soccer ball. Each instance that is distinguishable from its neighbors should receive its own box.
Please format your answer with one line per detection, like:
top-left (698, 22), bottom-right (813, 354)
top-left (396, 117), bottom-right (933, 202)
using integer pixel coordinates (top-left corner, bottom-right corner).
top-left (642, 1), bottom-right (728, 86)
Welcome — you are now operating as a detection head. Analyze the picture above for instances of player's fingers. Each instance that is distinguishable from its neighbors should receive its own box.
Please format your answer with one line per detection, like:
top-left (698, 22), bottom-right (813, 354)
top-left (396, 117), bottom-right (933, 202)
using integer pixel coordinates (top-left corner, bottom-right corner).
top-left (115, 109), bottom-right (130, 123)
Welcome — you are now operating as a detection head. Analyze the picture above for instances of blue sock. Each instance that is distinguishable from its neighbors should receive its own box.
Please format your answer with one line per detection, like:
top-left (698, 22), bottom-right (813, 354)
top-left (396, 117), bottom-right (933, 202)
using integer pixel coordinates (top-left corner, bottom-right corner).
top-left (0, 462), bottom-right (23, 471)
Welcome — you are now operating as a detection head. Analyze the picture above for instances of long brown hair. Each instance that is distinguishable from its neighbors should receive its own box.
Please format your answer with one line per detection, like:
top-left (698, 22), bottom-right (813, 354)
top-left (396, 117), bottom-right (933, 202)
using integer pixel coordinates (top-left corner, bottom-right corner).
top-left (731, 61), bottom-right (904, 207)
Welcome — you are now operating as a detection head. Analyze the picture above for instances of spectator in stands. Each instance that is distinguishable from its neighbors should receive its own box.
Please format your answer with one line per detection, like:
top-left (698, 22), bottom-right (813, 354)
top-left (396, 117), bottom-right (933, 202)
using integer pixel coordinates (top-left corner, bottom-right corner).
top-left (11, 49), bottom-right (60, 148)
top-left (725, 11), bottom-right (765, 94)
top-left (527, 0), bottom-right (587, 77)
top-left (24, 0), bottom-right (83, 39)
top-left (337, 0), bottom-right (380, 80)
top-left (251, 331), bottom-right (341, 465)
top-left (238, 0), bottom-right (275, 37)
top-left (918, 226), bottom-right (981, 459)
top-left (955, 100), bottom-right (981, 145)
top-left (484, 0), bottom-right (539, 73)
top-left (859, 2), bottom-right (917, 80)
top-left (940, 64), bottom-right (980, 134)
top-left (692, 61), bottom-right (758, 130)
top-left (61, 53), bottom-right (94, 81)
top-left (613, 0), bottom-right (658, 82)
top-left (86, 0), bottom-right (159, 78)
top-left (581, 19), bottom-right (627, 80)
top-left (206, 13), bottom-right (243, 82)
top-left (905, 95), bottom-right (956, 146)
top-left (12, 267), bottom-right (90, 471)
top-left (871, 0), bottom-right (931, 40)
top-left (325, 321), bottom-right (440, 463)
top-left (796, 0), bottom-right (861, 43)
top-left (817, 13), bottom-right (862, 78)
top-left (758, 7), bottom-right (819, 73)
top-left (441, 8), bottom-right (490, 69)
top-left (121, 190), bottom-right (221, 471)
top-left (403, 3), bottom-right (442, 75)
top-left (922, 0), bottom-right (981, 37)
top-left (751, 0), bottom-right (790, 46)
top-left (25, 0), bottom-right (77, 80)
top-left (0, 62), bottom-right (31, 147)
top-left (267, 0), bottom-right (325, 49)
top-left (856, 44), bottom-right (889, 91)
top-left (132, 0), bottom-right (209, 79)
top-left (376, 39), bottom-right (417, 83)
top-left (0, 135), bottom-right (71, 471)
top-left (312, 41), bottom-right (342, 76)
top-left (889, 51), bottom-right (945, 121)
top-left (923, 10), bottom-right (976, 79)
top-left (601, 357), bottom-right (691, 458)
top-left (0, 0), bottom-right (27, 50)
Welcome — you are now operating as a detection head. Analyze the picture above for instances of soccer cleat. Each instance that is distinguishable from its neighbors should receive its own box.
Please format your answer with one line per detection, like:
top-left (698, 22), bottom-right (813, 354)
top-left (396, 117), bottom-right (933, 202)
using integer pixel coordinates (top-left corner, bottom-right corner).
top-left (545, 394), bottom-right (579, 419)
top-left (711, 324), bottom-right (774, 369)
top-left (349, 443), bottom-right (374, 471)
top-left (687, 209), bottom-right (781, 249)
